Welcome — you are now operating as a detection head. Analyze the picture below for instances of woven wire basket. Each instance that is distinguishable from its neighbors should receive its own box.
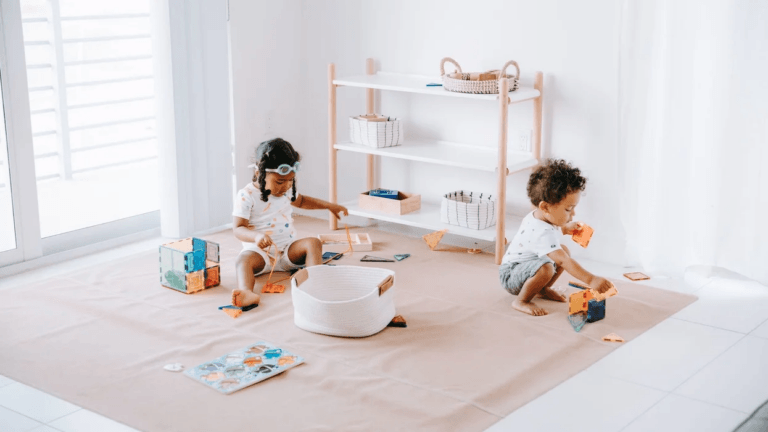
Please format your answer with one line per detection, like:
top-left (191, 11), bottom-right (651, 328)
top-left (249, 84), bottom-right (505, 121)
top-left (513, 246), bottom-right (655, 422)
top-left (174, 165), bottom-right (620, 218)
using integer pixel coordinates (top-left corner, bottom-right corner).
top-left (291, 265), bottom-right (397, 338)
top-left (440, 57), bottom-right (520, 94)
top-left (349, 116), bottom-right (402, 148)
top-left (440, 190), bottom-right (497, 230)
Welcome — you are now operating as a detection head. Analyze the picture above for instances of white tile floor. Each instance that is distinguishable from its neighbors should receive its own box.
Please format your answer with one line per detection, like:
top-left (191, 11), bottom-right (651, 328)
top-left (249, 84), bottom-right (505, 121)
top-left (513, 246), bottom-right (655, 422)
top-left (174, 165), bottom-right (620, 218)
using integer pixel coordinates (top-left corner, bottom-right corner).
top-left (1, 236), bottom-right (766, 432)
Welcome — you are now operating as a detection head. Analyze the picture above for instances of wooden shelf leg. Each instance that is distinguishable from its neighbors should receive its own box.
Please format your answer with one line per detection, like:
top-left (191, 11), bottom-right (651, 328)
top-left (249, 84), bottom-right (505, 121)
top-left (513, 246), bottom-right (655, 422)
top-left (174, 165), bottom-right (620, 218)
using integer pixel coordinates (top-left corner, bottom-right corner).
top-left (495, 78), bottom-right (509, 265)
top-left (366, 58), bottom-right (375, 191)
top-left (533, 72), bottom-right (544, 162)
top-left (328, 63), bottom-right (338, 231)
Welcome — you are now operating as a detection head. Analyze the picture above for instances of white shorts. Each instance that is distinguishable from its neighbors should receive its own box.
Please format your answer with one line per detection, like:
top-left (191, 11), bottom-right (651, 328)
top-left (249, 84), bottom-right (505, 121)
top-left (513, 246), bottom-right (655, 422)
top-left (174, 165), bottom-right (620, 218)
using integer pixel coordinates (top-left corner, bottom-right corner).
top-left (240, 240), bottom-right (303, 276)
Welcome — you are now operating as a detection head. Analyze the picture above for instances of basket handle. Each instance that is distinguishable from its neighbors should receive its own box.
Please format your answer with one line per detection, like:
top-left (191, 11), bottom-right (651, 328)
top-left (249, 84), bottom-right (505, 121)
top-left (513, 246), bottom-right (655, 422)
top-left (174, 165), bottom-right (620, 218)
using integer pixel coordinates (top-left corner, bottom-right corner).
top-left (500, 60), bottom-right (520, 80)
top-left (292, 268), bottom-right (309, 287)
top-left (378, 274), bottom-right (394, 296)
top-left (440, 57), bottom-right (462, 76)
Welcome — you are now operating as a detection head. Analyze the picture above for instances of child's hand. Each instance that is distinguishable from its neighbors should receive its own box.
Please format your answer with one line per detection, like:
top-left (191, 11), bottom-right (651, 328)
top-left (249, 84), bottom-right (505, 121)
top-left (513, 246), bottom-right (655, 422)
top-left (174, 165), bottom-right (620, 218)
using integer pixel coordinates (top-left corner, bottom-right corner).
top-left (562, 221), bottom-right (582, 236)
top-left (590, 276), bottom-right (614, 294)
top-left (328, 203), bottom-right (349, 220)
top-left (254, 232), bottom-right (273, 250)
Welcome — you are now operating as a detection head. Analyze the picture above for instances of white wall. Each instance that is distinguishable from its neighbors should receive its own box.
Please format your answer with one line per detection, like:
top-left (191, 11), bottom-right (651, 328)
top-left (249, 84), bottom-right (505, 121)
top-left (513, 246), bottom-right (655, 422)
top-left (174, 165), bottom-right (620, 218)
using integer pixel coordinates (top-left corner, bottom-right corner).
top-left (154, 0), bottom-right (233, 237)
top-left (230, 0), bottom-right (626, 264)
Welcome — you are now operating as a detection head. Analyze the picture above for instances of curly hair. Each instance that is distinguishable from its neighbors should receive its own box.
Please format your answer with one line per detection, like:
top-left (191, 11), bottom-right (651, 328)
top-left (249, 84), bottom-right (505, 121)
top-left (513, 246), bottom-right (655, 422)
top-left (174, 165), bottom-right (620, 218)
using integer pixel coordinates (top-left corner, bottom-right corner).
top-left (527, 158), bottom-right (587, 207)
top-left (252, 138), bottom-right (301, 202)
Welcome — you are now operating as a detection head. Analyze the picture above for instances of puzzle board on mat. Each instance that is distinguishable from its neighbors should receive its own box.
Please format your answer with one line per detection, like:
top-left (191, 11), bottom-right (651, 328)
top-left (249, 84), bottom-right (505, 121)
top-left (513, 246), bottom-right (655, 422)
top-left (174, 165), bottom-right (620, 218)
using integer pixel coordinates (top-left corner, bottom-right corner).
top-left (184, 342), bottom-right (304, 395)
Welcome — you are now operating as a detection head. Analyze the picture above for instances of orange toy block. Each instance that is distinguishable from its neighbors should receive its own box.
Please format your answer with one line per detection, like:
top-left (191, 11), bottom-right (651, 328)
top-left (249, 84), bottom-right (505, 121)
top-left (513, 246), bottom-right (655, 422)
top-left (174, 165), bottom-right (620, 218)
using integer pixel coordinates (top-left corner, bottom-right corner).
top-left (568, 290), bottom-right (593, 315)
top-left (223, 308), bottom-right (242, 319)
top-left (422, 229), bottom-right (447, 251)
top-left (602, 333), bottom-right (625, 342)
top-left (261, 283), bottom-right (286, 294)
top-left (572, 223), bottom-right (594, 248)
top-left (623, 272), bottom-right (650, 281)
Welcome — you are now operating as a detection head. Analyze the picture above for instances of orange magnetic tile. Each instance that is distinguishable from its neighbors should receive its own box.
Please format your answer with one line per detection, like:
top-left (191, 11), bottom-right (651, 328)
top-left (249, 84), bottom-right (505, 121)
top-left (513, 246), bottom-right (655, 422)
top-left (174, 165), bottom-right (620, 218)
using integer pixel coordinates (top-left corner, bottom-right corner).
top-left (572, 224), bottom-right (594, 248)
top-left (623, 272), bottom-right (650, 281)
top-left (422, 229), bottom-right (447, 251)
top-left (223, 308), bottom-right (242, 319)
top-left (568, 290), bottom-right (593, 315)
top-left (602, 333), bottom-right (625, 342)
top-left (261, 283), bottom-right (285, 294)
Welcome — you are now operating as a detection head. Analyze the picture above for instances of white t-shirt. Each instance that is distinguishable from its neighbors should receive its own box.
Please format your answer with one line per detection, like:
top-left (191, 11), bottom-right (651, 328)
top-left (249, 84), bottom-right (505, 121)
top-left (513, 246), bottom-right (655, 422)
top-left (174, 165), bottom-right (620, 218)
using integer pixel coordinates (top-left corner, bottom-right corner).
top-left (502, 211), bottom-right (562, 265)
top-left (232, 182), bottom-right (298, 250)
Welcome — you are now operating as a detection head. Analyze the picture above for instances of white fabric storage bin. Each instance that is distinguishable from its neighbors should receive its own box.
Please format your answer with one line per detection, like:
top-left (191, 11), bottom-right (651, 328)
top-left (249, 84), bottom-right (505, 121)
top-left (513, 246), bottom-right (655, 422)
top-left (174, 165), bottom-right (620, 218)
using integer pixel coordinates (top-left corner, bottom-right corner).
top-left (349, 117), bottom-right (403, 148)
top-left (291, 265), bottom-right (396, 338)
top-left (440, 190), bottom-right (497, 230)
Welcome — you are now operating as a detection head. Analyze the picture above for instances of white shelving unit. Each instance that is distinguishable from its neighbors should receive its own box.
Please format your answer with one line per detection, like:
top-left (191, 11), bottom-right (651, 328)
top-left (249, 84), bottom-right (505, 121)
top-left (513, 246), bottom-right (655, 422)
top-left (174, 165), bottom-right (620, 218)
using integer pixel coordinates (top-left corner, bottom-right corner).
top-left (328, 59), bottom-right (544, 264)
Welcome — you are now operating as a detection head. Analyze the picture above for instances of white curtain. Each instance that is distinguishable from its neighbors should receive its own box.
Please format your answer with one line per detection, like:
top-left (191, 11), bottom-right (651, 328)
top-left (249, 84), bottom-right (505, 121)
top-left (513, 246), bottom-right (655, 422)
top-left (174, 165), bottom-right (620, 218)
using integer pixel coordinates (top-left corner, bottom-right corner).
top-left (619, 0), bottom-right (768, 284)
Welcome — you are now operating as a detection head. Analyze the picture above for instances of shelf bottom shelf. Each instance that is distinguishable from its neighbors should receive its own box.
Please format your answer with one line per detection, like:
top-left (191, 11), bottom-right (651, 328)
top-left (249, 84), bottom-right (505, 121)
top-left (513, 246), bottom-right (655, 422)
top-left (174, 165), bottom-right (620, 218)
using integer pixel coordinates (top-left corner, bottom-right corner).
top-left (342, 200), bottom-right (523, 242)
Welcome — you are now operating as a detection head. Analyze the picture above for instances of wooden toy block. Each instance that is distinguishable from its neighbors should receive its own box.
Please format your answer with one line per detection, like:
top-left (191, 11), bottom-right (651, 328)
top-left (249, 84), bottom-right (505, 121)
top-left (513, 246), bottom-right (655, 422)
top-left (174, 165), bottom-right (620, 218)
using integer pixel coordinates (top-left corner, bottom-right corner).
top-left (160, 237), bottom-right (221, 293)
top-left (602, 333), bottom-right (625, 342)
top-left (261, 283), bottom-right (285, 294)
top-left (568, 290), bottom-right (593, 315)
top-left (623, 272), bottom-right (650, 281)
top-left (422, 229), bottom-right (447, 251)
top-left (571, 223), bottom-right (594, 248)
top-left (318, 232), bottom-right (372, 253)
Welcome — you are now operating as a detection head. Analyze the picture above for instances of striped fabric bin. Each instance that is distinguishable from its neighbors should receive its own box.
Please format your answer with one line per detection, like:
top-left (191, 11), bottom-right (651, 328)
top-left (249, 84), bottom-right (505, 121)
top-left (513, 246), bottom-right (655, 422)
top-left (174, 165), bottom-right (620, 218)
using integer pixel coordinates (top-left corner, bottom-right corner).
top-left (349, 117), bottom-right (402, 148)
top-left (440, 190), bottom-right (497, 230)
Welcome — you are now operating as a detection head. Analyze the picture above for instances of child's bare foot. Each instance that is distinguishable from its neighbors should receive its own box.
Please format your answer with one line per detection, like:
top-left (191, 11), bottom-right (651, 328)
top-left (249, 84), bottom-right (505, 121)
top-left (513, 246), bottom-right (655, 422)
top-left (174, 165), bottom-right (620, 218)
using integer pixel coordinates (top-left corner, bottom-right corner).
top-left (232, 289), bottom-right (260, 307)
top-left (512, 299), bottom-right (548, 316)
top-left (537, 287), bottom-right (567, 302)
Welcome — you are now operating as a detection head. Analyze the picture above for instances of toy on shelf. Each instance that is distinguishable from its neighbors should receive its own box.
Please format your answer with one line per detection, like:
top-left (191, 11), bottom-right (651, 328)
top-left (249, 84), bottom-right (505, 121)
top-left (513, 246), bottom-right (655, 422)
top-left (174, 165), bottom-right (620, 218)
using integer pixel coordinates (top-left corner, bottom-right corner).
top-left (368, 189), bottom-right (399, 200)
top-left (159, 237), bottom-right (220, 294)
top-left (623, 272), bottom-right (650, 281)
top-left (571, 223), bottom-right (594, 248)
top-left (422, 229), bottom-right (447, 251)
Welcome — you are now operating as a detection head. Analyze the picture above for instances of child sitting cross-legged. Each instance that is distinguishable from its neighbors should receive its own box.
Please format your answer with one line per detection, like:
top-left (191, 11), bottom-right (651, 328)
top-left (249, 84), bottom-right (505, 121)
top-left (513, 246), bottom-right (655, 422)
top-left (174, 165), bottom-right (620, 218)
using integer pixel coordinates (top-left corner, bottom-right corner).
top-left (500, 158), bottom-right (613, 316)
top-left (231, 138), bottom-right (348, 308)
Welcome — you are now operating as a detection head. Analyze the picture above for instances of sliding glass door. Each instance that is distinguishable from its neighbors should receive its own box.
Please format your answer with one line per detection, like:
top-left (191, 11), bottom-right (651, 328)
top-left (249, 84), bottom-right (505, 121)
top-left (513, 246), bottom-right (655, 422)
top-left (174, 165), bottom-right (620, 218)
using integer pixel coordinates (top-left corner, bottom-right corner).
top-left (0, 0), bottom-right (161, 267)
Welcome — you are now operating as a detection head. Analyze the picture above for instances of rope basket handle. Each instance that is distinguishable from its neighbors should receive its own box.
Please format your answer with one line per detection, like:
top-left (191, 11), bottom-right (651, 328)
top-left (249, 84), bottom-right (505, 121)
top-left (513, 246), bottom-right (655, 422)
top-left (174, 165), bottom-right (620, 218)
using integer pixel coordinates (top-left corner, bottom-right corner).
top-left (499, 60), bottom-right (520, 80)
top-left (440, 57), bottom-right (462, 76)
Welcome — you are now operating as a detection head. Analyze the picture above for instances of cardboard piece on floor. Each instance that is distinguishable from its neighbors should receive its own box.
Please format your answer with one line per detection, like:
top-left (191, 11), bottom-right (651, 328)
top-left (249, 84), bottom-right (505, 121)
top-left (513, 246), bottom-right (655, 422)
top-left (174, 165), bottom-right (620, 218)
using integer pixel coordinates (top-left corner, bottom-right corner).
top-left (394, 254), bottom-right (410, 261)
top-left (572, 224), bottom-right (594, 248)
top-left (262, 283), bottom-right (286, 294)
top-left (361, 255), bottom-right (395, 262)
top-left (623, 272), bottom-right (650, 281)
top-left (602, 333), bottom-right (625, 343)
top-left (568, 290), bottom-right (593, 315)
top-left (422, 229), bottom-right (447, 251)
top-left (387, 315), bottom-right (407, 328)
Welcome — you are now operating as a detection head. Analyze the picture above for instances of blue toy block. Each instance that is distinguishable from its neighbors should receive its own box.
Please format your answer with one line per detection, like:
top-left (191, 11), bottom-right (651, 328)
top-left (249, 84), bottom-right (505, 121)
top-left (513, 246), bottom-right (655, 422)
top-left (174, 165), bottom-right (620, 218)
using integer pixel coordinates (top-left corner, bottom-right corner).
top-left (587, 299), bottom-right (605, 323)
top-left (193, 238), bottom-right (206, 252)
top-left (369, 189), bottom-right (399, 200)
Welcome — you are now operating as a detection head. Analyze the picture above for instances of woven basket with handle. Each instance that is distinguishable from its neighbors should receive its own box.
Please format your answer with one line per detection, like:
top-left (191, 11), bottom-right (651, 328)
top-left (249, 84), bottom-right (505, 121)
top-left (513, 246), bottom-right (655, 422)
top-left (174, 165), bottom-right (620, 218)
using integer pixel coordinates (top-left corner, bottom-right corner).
top-left (440, 57), bottom-right (520, 94)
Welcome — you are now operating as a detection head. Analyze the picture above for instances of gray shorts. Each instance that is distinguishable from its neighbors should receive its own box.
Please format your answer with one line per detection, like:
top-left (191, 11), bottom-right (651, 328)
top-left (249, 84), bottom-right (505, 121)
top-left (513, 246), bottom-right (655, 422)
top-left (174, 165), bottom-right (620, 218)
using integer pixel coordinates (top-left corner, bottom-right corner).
top-left (499, 257), bottom-right (557, 295)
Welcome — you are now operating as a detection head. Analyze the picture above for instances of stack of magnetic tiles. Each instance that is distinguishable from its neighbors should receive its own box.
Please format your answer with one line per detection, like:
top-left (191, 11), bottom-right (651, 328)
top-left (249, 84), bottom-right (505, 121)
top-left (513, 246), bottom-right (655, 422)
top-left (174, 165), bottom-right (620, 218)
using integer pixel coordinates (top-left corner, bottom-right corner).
top-left (159, 238), bottom-right (221, 294)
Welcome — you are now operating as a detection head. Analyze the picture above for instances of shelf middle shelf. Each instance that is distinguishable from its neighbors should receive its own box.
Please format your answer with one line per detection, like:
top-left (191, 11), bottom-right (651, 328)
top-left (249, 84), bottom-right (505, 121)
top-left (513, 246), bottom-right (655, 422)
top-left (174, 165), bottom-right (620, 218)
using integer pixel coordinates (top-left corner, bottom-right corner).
top-left (343, 199), bottom-right (523, 242)
top-left (334, 140), bottom-right (538, 174)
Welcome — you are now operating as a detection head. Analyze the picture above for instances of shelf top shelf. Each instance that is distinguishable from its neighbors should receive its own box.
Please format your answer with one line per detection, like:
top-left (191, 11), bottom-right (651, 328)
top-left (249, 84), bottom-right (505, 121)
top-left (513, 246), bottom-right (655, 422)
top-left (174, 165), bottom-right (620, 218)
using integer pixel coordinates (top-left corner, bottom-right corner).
top-left (335, 140), bottom-right (538, 175)
top-left (333, 72), bottom-right (540, 103)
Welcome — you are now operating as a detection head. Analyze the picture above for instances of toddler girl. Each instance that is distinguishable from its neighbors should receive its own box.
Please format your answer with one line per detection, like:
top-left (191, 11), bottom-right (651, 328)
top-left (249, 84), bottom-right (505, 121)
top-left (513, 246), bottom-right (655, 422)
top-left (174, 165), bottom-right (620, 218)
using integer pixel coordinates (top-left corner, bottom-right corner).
top-left (231, 138), bottom-right (348, 307)
top-left (500, 159), bottom-right (613, 316)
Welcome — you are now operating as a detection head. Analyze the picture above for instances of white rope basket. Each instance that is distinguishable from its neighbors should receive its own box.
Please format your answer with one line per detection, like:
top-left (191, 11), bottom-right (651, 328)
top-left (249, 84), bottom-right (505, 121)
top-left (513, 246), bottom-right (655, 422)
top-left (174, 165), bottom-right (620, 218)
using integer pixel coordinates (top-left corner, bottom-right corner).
top-left (291, 265), bottom-right (397, 338)
top-left (441, 190), bottom-right (497, 230)
top-left (349, 116), bottom-right (403, 148)
top-left (440, 58), bottom-right (520, 94)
